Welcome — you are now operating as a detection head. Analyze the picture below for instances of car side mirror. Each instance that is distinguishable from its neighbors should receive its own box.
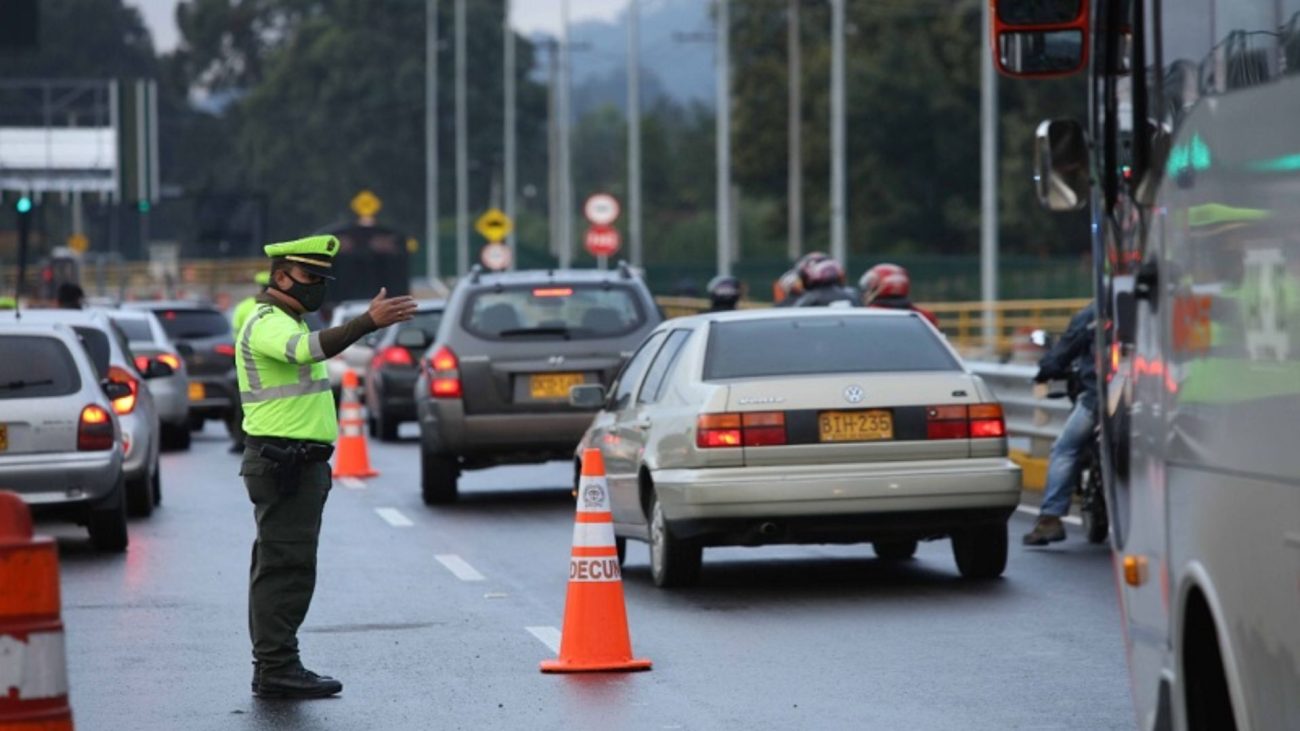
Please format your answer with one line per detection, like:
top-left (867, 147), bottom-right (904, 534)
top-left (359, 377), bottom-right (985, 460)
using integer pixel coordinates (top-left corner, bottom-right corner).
top-left (1034, 118), bottom-right (1090, 212)
top-left (144, 360), bottom-right (175, 379)
top-left (992, 0), bottom-right (1088, 77)
top-left (395, 328), bottom-right (431, 349)
top-left (569, 384), bottom-right (607, 409)
top-left (102, 380), bottom-right (132, 401)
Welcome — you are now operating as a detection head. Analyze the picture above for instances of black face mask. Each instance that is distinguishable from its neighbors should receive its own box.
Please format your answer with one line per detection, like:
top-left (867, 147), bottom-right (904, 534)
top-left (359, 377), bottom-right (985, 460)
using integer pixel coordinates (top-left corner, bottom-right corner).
top-left (277, 272), bottom-right (328, 312)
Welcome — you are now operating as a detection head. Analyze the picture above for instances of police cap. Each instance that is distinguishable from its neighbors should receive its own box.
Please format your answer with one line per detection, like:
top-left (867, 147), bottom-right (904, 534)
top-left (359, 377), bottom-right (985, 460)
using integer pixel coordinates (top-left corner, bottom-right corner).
top-left (263, 235), bottom-right (339, 279)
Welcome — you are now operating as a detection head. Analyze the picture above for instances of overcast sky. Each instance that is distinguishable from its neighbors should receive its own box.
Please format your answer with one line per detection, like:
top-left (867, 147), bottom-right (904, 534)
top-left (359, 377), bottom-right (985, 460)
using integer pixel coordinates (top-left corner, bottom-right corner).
top-left (128, 0), bottom-right (625, 53)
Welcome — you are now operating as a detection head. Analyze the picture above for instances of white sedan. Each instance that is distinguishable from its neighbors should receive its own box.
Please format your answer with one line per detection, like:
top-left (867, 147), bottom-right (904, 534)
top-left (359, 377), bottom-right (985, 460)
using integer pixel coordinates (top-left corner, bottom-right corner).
top-left (572, 308), bottom-right (1022, 587)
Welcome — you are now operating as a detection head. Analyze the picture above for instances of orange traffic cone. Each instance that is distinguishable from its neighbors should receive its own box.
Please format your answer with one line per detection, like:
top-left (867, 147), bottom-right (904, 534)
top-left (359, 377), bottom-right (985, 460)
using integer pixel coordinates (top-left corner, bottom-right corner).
top-left (540, 449), bottom-right (651, 673)
top-left (0, 491), bottom-right (74, 731)
top-left (332, 369), bottom-right (378, 479)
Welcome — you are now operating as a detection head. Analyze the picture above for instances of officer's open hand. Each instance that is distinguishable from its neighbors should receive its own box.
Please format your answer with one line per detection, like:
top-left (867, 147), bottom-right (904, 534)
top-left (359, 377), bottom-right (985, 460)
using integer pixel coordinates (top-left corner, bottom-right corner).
top-left (368, 287), bottom-right (418, 327)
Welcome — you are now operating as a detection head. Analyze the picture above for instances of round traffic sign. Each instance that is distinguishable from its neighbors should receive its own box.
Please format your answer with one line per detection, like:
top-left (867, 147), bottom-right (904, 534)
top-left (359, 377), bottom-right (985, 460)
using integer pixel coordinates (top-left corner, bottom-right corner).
top-left (583, 194), bottom-right (620, 226)
top-left (584, 224), bottom-right (621, 258)
top-left (480, 243), bottom-right (512, 271)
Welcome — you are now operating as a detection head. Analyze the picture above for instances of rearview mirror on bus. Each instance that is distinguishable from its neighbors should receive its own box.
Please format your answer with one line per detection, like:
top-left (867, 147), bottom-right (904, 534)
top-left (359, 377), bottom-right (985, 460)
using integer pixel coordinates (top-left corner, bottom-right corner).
top-left (1034, 119), bottom-right (1090, 211)
top-left (992, 0), bottom-right (1089, 77)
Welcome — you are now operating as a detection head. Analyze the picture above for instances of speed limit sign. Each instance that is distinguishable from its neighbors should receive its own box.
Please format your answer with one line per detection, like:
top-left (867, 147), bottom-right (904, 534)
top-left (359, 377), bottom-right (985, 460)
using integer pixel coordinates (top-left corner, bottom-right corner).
top-left (583, 194), bottom-right (620, 226)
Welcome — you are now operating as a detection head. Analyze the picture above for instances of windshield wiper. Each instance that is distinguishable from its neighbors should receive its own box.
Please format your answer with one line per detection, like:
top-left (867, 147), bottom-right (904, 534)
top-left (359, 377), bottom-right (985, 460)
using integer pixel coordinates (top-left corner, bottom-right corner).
top-left (497, 327), bottom-right (572, 339)
top-left (0, 379), bottom-right (54, 390)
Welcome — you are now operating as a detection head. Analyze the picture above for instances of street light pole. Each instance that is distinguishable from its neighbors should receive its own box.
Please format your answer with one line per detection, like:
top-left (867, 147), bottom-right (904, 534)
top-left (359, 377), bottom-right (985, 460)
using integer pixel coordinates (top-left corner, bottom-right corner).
top-left (558, 0), bottom-right (573, 269)
top-left (715, 0), bottom-right (731, 278)
top-left (627, 0), bottom-right (643, 269)
top-left (787, 0), bottom-right (802, 263)
top-left (829, 0), bottom-right (847, 265)
top-left (426, 0), bottom-right (440, 281)
top-left (504, 0), bottom-right (517, 268)
top-left (980, 0), bottom-right (999, 351)
top-left (454, 0), bottom-right (469, 276)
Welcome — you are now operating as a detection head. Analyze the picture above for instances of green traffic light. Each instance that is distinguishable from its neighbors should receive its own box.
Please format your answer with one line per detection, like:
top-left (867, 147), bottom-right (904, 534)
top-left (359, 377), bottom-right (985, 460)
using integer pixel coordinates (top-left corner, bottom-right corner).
top-left (16, 197), bottom-right (32, 214)
top-left (137, 200), bottom-right (151, 213)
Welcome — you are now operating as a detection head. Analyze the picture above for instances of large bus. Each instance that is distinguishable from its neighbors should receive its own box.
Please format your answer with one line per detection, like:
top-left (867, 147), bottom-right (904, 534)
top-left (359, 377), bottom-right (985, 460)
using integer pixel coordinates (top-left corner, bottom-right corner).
top-left (992, 1), bottom-right (1299, 729)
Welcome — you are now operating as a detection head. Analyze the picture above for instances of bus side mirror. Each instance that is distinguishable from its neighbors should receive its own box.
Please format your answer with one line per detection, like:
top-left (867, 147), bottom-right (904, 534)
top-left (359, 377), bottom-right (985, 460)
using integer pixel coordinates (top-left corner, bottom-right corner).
top-left (1035, 118), bottom-right (1090, 212)
top-left (992, 0), bottom-right (1089, 78)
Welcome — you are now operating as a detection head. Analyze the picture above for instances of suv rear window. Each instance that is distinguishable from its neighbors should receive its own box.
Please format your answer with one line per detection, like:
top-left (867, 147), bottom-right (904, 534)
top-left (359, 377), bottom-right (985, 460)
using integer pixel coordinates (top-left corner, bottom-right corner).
top-left (0, 335), bottom-right (82, 399)
top-left (112, 317), bottom-right (154, 342)
top-left (153, 308), bottom-right (230, 339)
top-left (462, 286), bottom-right (645, 339)
top-left (704, 316), bottom-right (960, 380)
top-left (71, 327), bottom-right (111, 378)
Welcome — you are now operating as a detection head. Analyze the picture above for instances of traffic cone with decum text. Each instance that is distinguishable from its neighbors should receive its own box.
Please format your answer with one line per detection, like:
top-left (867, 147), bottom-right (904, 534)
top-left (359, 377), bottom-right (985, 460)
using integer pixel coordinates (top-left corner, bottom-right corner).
top-left (0, 491), bottom-right (74, 731)
top-left (332, 369), bottom-right (378, 478)
top-left (540, 448), bottom-right (651, 673)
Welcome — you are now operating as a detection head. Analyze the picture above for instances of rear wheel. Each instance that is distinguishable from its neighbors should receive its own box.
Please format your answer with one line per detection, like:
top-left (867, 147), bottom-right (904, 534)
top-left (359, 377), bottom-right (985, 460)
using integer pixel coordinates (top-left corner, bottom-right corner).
top-left (951, 523), bottom-right (1008, 580)
top-left (421, 452), bottom-right (459, 505)
top-left (152, 463), bottom-right (163, 507)
top-left (615, 536), bottom-right (627, 567)
top-left (162, 423), bottom-right (191, 450)
top-left (1082, 467), bottom-right (1109, 544)
top-left (88, 479), bottom-right (129, 552)
top-left (873, 539), bottom-right (918, 560)
top-left (648, 494), bottom-right (701, 588)
top-left (188, 414), bottom-right (205, 431)
top-left (126, 462), bottom-right (155, 518)
top-left (376, 409), bottom-right (400, 442)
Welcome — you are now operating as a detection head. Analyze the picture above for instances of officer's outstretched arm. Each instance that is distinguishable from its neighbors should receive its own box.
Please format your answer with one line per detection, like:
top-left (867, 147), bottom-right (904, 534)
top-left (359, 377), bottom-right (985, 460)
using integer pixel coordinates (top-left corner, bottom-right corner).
top-left (248, 311), bottom-right (377, 365)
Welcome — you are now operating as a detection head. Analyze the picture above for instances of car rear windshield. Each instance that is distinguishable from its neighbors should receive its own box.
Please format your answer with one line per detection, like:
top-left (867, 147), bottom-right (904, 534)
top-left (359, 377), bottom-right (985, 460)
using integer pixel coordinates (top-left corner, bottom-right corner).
top-left (0, 335), bottom-right (82, 399)
top-left (401, 311), bottom-right (443, 337)
top-left (154, 308), bottom-right (230, 339)
top-left (462, 286), bottom-right (645, 339)
top-left (112, 317), bottom-right (154, 343)
top-left (704, 315), bottom-right (960, 380)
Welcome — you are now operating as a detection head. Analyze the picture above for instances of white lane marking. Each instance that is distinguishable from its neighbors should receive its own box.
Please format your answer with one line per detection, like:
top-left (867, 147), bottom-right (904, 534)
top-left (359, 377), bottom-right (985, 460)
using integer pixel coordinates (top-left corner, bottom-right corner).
top-left (526, 626), bottom-right (562, 654)
top-left (375, 507), bottom-right (414, 527)
top-left (339, 477), bottom-right (365, 490)
top-left (1016, 504), bottom-right (1084, 527)
top-left (435, 554), bottom-right (486, 582)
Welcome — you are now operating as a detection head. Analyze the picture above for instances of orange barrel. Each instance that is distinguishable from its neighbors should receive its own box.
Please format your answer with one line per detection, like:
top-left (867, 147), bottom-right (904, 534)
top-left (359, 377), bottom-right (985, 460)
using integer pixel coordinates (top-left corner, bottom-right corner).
top-left (0, 492), bottom-right (73, 731)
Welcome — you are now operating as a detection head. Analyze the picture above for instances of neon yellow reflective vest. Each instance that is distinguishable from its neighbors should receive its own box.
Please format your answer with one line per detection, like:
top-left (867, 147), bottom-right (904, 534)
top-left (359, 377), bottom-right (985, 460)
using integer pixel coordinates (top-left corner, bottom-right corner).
top-left (236, 301), bottom-right (336, 442)
top-left (230, 296), bottom-right (258, 337)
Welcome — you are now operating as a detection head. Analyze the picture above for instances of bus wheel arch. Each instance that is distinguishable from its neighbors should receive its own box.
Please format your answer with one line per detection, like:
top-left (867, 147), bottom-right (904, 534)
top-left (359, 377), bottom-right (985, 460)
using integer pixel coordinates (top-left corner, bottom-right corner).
top-left (1177, 571), bottom-right (1244, 731)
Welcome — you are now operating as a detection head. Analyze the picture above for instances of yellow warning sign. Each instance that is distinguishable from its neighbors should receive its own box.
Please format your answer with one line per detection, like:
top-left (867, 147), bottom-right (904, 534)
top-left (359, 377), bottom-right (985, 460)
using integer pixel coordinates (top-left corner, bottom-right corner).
top-left (351, 190), bottom-right (383, 219)
top-left (475, 208), bottom-right (513, 243)
top-left (67, 233), bottom-right (89, 253)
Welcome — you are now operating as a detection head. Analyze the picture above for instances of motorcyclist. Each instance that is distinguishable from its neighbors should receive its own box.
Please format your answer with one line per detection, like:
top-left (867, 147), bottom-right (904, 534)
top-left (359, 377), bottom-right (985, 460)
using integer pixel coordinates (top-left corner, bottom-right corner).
top-left (790, 258), bottom-right (857, 307)
top-left (1023, 302), bottom-right (1098, 546)
top-left (858, 263), bottom-right (938, 326)
top-left (706, 275), bottom-right (742, 312)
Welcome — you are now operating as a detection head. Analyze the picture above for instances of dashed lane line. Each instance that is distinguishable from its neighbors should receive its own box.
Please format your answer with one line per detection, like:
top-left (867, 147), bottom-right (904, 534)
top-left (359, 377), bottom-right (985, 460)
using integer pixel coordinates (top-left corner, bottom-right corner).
top-left (375, 507), bottom-right (414, 527)
top-left (435, 554), bottom-right (486, 582)
top-left (526, 626), bottom-right (562, 654)
top-left (1016, 504), bottom-right (1084, 527)
top-left (339, 477), bottom-right (366, 490)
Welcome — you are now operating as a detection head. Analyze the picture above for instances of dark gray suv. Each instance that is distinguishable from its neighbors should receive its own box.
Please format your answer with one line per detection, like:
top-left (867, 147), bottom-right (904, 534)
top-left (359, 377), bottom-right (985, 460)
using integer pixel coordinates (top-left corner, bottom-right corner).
top-left (415, 267), bottom-right (661, 503)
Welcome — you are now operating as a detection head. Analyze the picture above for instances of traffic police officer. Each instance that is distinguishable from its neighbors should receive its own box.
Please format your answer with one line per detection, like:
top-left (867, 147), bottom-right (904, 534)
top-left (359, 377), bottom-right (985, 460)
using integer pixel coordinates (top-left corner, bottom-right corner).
top-left (237, 235), bottom-right (415, 698)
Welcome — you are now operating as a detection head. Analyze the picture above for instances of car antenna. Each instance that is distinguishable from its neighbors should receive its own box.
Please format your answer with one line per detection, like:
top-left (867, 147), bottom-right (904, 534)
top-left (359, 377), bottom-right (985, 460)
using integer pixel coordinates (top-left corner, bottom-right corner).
top-left (468, 264), bottom-right (484, 284)
top-left (616, 260), bottom-right (633, 280)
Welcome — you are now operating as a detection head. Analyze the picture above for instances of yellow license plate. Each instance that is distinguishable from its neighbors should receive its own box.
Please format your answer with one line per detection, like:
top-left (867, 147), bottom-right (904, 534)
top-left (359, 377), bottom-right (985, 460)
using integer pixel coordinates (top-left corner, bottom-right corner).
top-left (818, 410), bottom-right (894, 442)
top-left (530, 372), bottom-right (584, 400)
top-left (0, 424), bottom-right (7, 452)
top-left (188, 382), bottom-right (206, 401)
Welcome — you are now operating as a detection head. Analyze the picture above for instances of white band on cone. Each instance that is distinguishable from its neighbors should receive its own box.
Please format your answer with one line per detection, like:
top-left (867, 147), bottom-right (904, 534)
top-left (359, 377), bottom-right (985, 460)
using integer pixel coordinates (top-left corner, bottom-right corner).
top-left (572, 521), bottom-right (616, 548)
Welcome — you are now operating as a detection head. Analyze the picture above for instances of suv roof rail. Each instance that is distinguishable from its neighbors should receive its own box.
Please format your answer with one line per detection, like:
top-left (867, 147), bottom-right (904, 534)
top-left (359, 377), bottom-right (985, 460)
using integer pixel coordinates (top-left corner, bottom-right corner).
top-left (617, 260), bottom-right (634, 279)
top-left (468, 264), bottom-right (484, 284)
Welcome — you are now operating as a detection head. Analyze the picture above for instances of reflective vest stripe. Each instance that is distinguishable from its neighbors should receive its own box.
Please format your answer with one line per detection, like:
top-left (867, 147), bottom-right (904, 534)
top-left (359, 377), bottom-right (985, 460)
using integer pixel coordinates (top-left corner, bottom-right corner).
top-left (242, 378), bottom-right (331, 404)
top-left (240, 308), bottom-right (272, 390)
top-left (284, 333), bottom-right (303, 363)
top-left (308, 331), bottom-right (325, 361)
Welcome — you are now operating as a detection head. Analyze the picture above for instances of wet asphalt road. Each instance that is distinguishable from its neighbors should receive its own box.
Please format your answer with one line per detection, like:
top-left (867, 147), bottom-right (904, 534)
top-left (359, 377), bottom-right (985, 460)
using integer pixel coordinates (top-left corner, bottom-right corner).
top-left (42, 424), bottom-right (1134, 730)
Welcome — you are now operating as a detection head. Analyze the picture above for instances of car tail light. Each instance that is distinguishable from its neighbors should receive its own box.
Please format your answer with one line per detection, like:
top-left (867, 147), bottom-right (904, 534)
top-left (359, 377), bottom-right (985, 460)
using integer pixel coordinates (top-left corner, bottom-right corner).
top-left (427, 346), bottom-right (461, 398)
top-left (78, 405), bottom-right (115, 451)
top-left (968, 403), bottom-right (1006, 438)
top-left (134, 355), bottom-right (150, 372)
top-left (926, 404), bottom-right (1005, 440)
top-left (158, 353), bottom-right (182, 370)
top-left (696, 412), bottom-right (787, 448)
top-left (107, 365), bottom-right (139, 415)
top-left (214, 343), bottom-right (236, 357)
top-left (374, 346), bottom-right (413, 369)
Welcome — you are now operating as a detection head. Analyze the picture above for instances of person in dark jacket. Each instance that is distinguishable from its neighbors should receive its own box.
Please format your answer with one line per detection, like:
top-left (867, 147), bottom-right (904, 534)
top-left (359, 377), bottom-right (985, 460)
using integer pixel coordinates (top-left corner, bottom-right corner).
top-left (706, 275), bottom-right (742, 311)
top-left (1023, 302), bottom-right (1098, 546)
top-left (790, 258), bottom-right (857, 307)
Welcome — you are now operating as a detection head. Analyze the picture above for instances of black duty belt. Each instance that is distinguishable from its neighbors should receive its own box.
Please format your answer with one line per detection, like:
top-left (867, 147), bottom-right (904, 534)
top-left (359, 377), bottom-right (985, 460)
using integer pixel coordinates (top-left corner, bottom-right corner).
top-left (246, 436), bottom-right (335, 463)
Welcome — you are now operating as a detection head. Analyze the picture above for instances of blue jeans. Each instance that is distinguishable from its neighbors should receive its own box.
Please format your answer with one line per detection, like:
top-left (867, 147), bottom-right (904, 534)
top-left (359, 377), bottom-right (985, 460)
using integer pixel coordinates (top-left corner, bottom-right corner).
top-left (1040, 392), bottom-right (1098, 518)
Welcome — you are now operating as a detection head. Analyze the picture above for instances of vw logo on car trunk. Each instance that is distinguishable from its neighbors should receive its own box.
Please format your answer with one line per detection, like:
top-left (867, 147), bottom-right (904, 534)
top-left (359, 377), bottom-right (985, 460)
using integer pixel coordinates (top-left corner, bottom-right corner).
top-left (843, 385), bottom-right (864, 404)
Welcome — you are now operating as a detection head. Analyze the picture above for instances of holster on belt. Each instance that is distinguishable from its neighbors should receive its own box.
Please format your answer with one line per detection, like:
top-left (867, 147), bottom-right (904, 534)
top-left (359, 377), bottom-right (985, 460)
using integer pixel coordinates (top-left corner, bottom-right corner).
top-left (249, 437), bottom-right (335, 496)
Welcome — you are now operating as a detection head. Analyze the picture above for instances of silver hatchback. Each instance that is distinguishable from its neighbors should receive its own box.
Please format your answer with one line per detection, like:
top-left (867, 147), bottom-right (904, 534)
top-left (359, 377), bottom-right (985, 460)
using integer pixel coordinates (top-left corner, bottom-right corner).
top-left (574, 308), bottom-right (1022, 587)
top-left (0, 323), bottom-right (129, 551)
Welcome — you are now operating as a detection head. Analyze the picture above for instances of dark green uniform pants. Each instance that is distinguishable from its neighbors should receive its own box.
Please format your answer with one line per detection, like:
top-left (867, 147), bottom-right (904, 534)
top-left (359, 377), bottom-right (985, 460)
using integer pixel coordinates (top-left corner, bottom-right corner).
top-left (241, 450), bottom-right (332, 672)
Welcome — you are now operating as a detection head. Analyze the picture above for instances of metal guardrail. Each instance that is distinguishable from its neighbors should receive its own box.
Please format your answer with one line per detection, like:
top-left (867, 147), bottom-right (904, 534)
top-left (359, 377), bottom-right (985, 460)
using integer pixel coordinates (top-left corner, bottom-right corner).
top-left (967, 361), bottom-right (1070, 442)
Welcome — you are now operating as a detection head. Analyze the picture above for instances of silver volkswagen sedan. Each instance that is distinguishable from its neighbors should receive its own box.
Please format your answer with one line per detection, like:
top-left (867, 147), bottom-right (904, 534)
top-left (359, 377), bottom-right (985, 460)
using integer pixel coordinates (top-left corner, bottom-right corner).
top-left (573, 308), bottom-right (1022, 587)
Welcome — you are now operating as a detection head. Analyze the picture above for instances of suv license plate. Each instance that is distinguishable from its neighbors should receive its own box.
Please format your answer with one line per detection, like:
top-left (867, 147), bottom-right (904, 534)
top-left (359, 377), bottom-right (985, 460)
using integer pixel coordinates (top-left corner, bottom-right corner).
top-left (189, 382), bottom-right (206, 401)
top-left (818, 410), bottom-right (894, 442)
top-left (530, 373), bottom-right (584, 400)
top-left (0, 423), bottom-right (7, 452)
